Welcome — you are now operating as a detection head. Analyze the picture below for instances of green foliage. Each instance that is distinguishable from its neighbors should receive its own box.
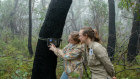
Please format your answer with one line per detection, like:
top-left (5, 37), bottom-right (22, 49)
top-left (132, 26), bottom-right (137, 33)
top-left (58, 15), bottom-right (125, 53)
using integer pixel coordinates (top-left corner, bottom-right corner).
top-left (113, 50), bottom-right (140, 79)
top-left (88, 0), bottom-right (108, 25)
top-left (56, 58), bottom-right (64, 79)
top-left (118, 0), bottom-right (140, 21)
top-left (69, 72), bottom-right (80, 78)
top-left (114, 64), bottom-right (140, 79)
top-left (0, 29), bottom-right (140, 79)
top-left (0, 56), bottom-right (33, 79)
top-left (82, 67), bottom-right (91, 79)
top-left (0, 29), bottom-right (37, 78)
top-left (118, 0), bottom-right (135, 11)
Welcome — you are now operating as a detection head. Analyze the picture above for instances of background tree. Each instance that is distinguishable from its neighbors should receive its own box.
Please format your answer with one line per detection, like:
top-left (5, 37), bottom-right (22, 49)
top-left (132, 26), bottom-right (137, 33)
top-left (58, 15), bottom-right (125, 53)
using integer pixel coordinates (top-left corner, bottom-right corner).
top-left (31, 0), bottom-right (72, 79)
top-left (127, 0), bottom-right (140, 62)
top-left (107, 0), bottom-right (116, 60)
top-left (89, 0), bottom-right (108, 33)
top-left (0, 0), bottom-right (1, 7)
top-left (28, 0), bottom-right (33, 57)
top-left (64, 0), bottom-right (86, 33)
top-left (9, 0), bottom-right (19, 35)
top-left (0, 0), bottom-right (139, 78)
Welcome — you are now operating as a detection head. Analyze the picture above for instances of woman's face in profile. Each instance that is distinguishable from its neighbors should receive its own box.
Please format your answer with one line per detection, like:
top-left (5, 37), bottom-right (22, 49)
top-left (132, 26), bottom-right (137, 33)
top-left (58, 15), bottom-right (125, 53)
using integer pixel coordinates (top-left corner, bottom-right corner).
top-left (79, 30), bottom-right (87, 43)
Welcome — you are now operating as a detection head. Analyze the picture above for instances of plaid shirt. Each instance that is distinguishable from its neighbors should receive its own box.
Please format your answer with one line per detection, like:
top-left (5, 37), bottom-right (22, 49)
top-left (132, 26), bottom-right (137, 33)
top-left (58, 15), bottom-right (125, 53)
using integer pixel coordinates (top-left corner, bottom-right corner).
top-left (53, 43), bottom-right (84, 78)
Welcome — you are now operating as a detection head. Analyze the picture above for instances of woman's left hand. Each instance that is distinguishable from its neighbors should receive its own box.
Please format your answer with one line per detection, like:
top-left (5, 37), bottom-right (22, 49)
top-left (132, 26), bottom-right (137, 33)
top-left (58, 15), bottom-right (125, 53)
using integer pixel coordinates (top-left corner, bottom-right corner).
top-left (48, 43), bottom-right (56, 52)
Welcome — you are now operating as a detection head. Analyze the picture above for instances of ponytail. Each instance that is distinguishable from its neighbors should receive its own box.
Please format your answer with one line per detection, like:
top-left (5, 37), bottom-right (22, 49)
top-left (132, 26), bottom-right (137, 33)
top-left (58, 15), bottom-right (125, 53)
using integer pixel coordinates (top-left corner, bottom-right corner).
top-left (81, 27), bottom-right (101, 43)
top-left (93, 29), bottom-right (101, 43)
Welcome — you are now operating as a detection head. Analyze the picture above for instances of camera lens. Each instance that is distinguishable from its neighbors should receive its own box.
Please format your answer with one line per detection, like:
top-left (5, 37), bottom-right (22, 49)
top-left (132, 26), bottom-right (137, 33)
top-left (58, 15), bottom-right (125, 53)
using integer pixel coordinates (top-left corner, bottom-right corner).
top-left (49, 39), bottom-right (52, 42)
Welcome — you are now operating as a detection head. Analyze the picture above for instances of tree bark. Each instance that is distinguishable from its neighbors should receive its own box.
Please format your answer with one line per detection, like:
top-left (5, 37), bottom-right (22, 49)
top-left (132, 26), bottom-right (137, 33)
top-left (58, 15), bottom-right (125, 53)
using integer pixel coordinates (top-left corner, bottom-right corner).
top-left (127, 1), bottom-right (140, 62)
top-left (28, 0), bottom-right (33, 57)
top-left (107, 0), bottom-right (116, 61)
top-left (31, 0), bottom-right (72, 79)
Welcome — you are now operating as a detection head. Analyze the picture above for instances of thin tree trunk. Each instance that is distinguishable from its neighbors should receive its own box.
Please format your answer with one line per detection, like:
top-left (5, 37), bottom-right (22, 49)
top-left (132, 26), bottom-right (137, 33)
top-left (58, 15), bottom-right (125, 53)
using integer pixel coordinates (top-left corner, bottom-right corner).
top-left (127, 1), bottom-right (140, 62)
top-left (28, 0), bottom-right (33, 57)
top-left (31, 0), bottom-right (72, 79)
top-left (138, 34), bottom-right (140, 53)
top-left (10, 0), bottom-right (19, 35)
top-left (107, 0), bottom-right (116, 61)
top-left (32, 0), bottom-right (35, 11)
top-left (0, 0), bottom-right (1, 7)
top-left (41, 0), bottom-right (46, 8)
top-left (70, 8), bottom-right (77, 31)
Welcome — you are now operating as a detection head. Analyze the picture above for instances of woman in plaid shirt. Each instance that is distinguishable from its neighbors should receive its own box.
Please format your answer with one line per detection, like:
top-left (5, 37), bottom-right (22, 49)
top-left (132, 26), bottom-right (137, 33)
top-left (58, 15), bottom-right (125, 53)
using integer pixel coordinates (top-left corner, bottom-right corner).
top-left (49, 31), bottom-right (84, 79)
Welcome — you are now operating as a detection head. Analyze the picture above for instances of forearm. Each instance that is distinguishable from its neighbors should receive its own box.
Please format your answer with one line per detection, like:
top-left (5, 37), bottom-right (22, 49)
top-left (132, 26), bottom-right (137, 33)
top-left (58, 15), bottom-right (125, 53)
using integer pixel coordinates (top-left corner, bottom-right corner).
top-left (100, 56), bottom-right (115, 77)
top-left (53, 48), bottom-right (63, 58)
top-left (94, 46), bottom-right (115, 77)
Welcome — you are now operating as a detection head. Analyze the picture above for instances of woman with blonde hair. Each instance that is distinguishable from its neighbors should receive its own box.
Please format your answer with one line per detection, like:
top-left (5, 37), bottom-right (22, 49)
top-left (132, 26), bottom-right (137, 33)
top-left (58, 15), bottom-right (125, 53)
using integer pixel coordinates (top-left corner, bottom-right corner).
top-left (49, 31), bottom-right (83, 79)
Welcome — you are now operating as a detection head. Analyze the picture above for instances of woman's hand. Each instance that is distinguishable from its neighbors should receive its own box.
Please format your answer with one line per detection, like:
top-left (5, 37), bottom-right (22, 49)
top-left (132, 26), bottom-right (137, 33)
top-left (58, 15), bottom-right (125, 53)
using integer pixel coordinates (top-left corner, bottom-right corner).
top-left (48, 43), bottom-right (56, 52)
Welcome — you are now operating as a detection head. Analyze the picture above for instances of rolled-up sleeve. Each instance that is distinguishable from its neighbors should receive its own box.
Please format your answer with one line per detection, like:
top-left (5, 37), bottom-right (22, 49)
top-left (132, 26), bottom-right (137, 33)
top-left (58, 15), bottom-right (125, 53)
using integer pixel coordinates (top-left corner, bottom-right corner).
top-left (62, 48), bottom-right (81, 60)
top-left (94, 46), bottom-right (115, 77)
top-left (53, 47), bottom-right (82, 61)
top-left (53, 48), bottom-right (63, 58)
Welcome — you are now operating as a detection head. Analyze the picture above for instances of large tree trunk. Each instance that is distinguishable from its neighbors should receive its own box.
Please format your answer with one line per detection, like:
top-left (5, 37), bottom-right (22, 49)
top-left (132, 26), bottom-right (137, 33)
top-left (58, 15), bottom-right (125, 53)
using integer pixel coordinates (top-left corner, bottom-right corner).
top-left (107, 0), bottom-right (116, 61)
top-left (127, 0), bottom-right (140, 62)
top-left (28, 0), bottom-right (33, 57)
top-left (31, 0), bottom-right (72, 79)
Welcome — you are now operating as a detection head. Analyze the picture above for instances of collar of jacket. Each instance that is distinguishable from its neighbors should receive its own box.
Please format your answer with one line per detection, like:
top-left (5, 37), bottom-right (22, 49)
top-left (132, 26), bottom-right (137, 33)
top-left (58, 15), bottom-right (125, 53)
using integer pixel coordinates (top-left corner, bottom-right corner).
top-left (88, 41), bottom-right (95, 49)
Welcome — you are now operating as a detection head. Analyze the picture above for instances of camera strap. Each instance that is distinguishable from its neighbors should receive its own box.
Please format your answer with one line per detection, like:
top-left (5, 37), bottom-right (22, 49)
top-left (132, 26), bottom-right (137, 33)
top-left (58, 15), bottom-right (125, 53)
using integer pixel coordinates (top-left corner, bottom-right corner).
top-left (38, 37), bottom-right (62, 47)
top-left (38, 37), bottom-right (62, 41)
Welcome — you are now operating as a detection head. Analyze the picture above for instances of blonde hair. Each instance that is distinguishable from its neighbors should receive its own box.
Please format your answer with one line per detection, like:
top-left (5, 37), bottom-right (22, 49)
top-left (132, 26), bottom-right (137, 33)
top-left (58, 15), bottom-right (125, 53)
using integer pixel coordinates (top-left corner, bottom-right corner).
top-left (70, 31), bottom-right (81, 43)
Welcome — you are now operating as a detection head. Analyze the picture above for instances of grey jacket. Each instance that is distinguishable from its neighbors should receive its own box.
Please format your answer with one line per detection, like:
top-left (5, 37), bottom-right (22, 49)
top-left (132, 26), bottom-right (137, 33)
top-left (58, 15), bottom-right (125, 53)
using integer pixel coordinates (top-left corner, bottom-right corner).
top-left (84, 42), bottom-right (115, 79)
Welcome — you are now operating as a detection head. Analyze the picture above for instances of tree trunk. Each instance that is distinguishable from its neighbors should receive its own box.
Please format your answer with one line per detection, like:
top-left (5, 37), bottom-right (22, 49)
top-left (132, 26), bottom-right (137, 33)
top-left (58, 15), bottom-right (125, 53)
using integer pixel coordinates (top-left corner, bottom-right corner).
top-left (127, 1), bottom-right (140, 62)
top-left (32, 0), bottom-right (35, 10)
top-left (70, 8), bottom-right (77, 31)
top-left (10, 0), bottom-right (19, 35)
top-left (138, 34), bottom-right (140, 54)
top-left (41, 0), bottom-right (46, 8)
top-left (107, 0), bottom-right (116, 61)
top-left (0, 0), bottom-right (1, 7)
top-left (28, 0), bottom-right (33, 57)
top-left (137, 34), bottom-right (140, 55)
top-left (31, 0), bottom-right (72, 79)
